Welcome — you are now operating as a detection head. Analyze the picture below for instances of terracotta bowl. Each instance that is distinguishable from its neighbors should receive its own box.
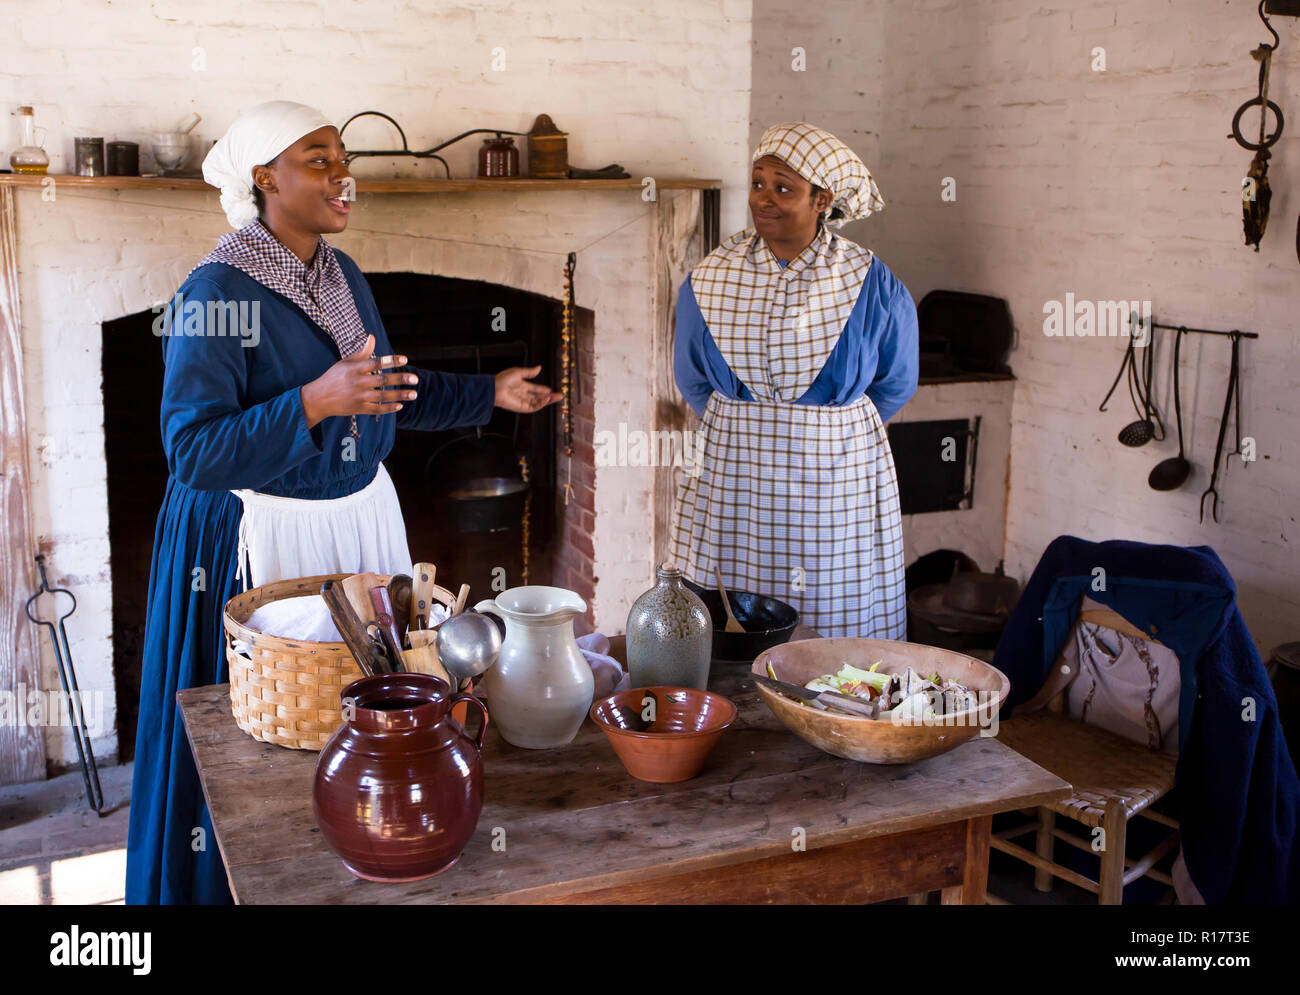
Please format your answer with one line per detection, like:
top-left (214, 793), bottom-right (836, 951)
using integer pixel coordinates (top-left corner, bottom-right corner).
top-left (590, 686), bottom-right (738, 783)
top-left (753, 638), bottom-right (1010, 764)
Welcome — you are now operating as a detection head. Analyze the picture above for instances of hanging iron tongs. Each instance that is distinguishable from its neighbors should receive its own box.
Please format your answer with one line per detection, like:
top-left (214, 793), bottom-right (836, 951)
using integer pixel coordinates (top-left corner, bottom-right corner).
top-left (24, 555), bottom-right (105, 815)
top-left (1231, 1), bottom-right (1284, 251)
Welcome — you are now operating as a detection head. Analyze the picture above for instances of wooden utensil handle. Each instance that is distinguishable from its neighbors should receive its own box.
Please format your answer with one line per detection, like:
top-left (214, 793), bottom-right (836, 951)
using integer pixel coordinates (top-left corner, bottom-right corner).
top-left (321, 580), bottom-right (377, 677)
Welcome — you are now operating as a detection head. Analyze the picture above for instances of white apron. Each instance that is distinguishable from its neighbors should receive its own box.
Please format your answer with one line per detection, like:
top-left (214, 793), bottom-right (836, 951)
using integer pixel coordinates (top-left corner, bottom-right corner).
top-left (669, 233), bottom-right (906, 639)
top-left (232, 462), bottom-right (414, 590)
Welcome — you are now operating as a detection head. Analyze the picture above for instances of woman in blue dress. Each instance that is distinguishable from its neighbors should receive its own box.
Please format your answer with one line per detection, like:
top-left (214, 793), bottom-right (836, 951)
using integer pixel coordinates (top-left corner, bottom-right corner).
top-left (125, 101), bottom-right (559, 904)
top-left (670, 123), bottom-right (918, 638)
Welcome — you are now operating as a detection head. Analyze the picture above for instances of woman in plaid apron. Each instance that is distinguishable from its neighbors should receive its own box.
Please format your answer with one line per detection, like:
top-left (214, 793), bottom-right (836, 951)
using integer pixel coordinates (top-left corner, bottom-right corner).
top-left (670, 123), bottom-right (918, 638)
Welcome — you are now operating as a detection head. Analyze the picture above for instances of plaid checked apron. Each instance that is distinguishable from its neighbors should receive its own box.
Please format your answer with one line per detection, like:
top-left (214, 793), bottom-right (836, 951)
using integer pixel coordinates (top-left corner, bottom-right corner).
top-left (669, 226), bottom-right (906, 639)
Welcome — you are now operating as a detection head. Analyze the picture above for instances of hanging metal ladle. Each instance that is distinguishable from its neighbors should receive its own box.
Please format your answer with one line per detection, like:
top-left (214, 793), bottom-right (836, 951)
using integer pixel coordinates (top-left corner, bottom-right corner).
top-left (1118, 325), bottom-right (1164, 447)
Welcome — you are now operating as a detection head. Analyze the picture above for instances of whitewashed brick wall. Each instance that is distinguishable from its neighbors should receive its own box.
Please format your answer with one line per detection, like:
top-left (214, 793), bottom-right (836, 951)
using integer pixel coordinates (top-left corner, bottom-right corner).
top-left (753, 0), bottom-right (1299, 656)
top-left (2, 0), bottom-right (752, 769)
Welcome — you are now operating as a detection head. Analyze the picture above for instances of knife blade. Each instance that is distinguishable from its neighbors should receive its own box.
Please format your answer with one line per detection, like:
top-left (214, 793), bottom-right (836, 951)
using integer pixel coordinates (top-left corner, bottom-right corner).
top-left (753, 674), bottom-right (879, 719)
top-left (369, 585), bottom-right (403, 651)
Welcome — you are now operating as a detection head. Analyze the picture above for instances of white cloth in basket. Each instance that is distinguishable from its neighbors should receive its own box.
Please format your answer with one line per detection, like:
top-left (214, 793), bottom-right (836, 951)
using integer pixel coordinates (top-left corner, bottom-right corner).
top-left (232, 594), bottom-right (454, 658)
top-left (245, 595), bottom-right (343, 642)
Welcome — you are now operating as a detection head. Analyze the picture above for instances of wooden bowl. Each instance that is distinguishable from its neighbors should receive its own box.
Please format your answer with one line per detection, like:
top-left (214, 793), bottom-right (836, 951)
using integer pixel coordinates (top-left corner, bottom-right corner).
top-left (752, 638), bottom-right (1010, 764)
top-left (590, 686), bottom-right (738, 782)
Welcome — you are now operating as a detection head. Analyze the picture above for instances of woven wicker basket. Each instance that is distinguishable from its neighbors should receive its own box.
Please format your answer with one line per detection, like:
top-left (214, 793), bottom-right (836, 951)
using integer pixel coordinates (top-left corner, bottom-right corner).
top-left (223, 573), bottom-right (377, 751)
top-left (223, 571), bottom-right (465, 751)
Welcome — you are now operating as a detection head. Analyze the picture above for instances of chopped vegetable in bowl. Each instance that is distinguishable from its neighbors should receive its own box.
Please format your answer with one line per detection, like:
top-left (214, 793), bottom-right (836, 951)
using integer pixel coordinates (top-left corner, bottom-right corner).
top-left (772, 659), bottom-right (977, 720)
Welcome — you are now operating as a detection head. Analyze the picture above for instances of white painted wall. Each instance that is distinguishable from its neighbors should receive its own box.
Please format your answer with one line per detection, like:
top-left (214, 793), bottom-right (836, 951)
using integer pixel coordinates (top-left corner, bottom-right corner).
top-left (2, 0), bottom-right (752, 769)
top-left (752, 0), bottom-right (1299, 655)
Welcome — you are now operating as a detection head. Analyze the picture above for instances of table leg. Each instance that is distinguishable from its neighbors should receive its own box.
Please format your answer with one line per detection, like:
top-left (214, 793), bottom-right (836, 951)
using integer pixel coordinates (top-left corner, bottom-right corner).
top-left (940, 814), bottom-right (992, 905)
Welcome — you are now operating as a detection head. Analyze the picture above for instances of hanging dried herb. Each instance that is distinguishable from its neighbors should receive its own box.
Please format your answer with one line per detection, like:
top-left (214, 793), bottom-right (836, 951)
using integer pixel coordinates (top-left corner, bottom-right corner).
top-left (1244, 148), bottom-right (1272, 251)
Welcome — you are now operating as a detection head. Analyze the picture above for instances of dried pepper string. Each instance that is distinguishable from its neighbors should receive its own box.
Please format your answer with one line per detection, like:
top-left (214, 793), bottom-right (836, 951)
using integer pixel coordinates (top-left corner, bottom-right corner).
top-left (560, 251), bottom-right (577, 506)
top-left (518, 454), bottom-right (531, 585)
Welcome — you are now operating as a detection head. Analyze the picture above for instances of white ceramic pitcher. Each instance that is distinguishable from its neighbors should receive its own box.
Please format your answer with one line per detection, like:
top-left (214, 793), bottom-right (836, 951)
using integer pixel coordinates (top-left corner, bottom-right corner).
top-left (475, 586), bottom-right (593, 749)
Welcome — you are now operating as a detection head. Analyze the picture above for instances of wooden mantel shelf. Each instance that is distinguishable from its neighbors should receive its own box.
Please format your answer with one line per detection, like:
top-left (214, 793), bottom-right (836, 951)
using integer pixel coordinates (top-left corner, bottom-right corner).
top-left (0, 174), bottom-right (722, 193)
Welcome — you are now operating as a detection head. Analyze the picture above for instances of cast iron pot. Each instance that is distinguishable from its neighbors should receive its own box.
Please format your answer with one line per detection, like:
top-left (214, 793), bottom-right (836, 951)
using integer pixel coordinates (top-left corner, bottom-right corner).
top-left (428, 431), bottom-right (528, 533)
top-left (683, 579), bottom-right (799, 662)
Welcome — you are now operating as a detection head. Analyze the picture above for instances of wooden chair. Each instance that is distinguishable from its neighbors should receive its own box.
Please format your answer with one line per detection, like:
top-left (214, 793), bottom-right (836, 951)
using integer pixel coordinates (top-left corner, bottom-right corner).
top-left (988, 608), bottom-right (1180, 904)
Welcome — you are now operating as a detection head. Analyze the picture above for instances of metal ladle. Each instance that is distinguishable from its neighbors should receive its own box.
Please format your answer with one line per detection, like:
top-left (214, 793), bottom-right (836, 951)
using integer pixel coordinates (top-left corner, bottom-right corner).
top-left (1119, 327), bottom-right (1163, 447)
top-left (435, 611), bottom-right (503, 683)
top-left (1149, 328), bottom-right (1192, 491)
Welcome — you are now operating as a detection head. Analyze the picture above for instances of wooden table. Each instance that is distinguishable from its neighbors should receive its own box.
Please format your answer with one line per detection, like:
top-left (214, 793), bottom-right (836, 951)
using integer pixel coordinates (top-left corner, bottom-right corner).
top-left (180, 633), bottom-right (1069, 904)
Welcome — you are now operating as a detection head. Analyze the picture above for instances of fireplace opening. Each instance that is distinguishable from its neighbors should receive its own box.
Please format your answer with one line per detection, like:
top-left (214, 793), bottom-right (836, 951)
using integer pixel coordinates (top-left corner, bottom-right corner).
top-left (103, 272), bottom-right (597, 759)
top-left (364, 272), bottom-right (566, 597)
top-left (102, 311), bottom-right (167, 761)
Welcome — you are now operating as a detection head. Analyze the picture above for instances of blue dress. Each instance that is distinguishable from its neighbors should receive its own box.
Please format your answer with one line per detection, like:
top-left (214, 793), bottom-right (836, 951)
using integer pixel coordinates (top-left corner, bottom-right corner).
top-left (125, 251), bottom-right (495, 904)
top-left (672, 255), bottom-right (918, 420)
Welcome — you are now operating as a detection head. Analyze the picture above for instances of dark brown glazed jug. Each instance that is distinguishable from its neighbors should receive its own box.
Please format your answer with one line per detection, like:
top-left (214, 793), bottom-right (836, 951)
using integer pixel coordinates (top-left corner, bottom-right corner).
top-left (313, 673), bottom-right (488, 882)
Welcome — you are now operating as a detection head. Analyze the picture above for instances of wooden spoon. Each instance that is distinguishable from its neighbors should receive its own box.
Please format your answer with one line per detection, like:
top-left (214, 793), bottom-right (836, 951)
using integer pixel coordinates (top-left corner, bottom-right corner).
top-left (407, 629), bottom-right (465, 691)
top-left (341, 571), bottom-right (383, 625)
top-left (452, 583), bottom-right (471, 616)
top-left (713, 567), bottom-right (745, 633)
top-left (400, 644), bottom-right (454, 688)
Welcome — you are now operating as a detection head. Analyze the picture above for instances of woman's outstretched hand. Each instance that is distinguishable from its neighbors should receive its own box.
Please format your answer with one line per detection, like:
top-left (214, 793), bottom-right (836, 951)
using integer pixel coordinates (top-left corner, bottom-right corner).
top-left (300, 334), bottom-right (417, 429)
top-left (495, 365), bottom-right (562, 413)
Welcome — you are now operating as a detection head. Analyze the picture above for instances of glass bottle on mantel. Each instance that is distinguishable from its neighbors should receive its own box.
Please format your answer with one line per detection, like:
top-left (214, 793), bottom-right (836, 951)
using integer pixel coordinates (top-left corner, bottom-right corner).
top-left (10, 106), bottom-right (49, 174)
top-left (626, 563), bottom-right (712, 690)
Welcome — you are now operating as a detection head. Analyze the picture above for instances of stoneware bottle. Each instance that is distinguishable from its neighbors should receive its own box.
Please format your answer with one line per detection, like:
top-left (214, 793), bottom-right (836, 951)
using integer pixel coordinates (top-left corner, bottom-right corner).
top-left (626, 564), bottom-right (712, 690)
top-left (313, 672), bottom-right (488, 882)
top-left (476, 586), bottom-right (593, 749)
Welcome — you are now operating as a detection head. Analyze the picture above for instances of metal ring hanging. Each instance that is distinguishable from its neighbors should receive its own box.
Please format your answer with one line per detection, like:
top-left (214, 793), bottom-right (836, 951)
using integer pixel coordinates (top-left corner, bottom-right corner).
top-left (1230, 1), bottom-right (1284, 151)
top-left (1231, 97), bottom-right (1284, 151)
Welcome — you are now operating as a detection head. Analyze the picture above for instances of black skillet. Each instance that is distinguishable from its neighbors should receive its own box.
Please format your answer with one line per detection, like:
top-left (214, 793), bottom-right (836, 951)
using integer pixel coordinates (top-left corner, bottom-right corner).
top-left (683, 579), bottom-right (799, 661)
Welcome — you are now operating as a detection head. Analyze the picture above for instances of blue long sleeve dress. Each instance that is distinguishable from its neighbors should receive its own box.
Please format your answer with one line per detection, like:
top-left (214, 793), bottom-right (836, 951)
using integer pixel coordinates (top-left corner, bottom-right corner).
top-left (125, 250), bottom-right (495, 904)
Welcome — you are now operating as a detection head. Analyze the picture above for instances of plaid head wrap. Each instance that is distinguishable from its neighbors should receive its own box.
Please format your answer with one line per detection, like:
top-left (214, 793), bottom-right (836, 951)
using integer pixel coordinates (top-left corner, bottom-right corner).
top-left (752, 122), bottom-right (884, 228)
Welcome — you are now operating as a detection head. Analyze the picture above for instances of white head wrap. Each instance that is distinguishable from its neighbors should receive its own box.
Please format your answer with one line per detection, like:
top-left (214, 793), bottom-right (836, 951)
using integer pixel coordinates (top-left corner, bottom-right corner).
top-left (202, 100), bottom-right (334, 229)
top-left (752, 122), bottom-right (884, 228)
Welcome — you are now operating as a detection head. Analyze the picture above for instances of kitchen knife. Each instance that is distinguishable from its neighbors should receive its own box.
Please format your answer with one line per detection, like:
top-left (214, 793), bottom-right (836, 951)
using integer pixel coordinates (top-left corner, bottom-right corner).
top-left (369, 585), bottom-right (403, 652)
top-left (411, 562), bottom-right (436, 631)
top-left (366, 621), bottom-right (404, 674)
top-left (387, 574), bottom-right (412, 646)
top-left (753, 674), bottom-right (879, 719)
